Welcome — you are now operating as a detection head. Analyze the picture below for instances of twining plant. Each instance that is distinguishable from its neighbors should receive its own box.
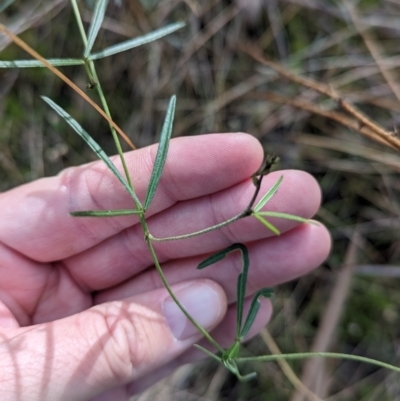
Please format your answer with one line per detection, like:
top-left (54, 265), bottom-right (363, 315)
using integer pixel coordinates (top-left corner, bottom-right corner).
top-left (1, 0), bottom-right (400, 384)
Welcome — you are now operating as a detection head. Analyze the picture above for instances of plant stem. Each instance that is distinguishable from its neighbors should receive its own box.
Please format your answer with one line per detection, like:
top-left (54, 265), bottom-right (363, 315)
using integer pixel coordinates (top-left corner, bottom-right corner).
top-left (238, 352), bottom-right (400, 373)
top-left (193, 344), bottom-right (224, 362)
top-left (149, 175), bottom-right (282, 242)
top-left (90, 65), bottom-right (137, 194)
top-left (70, 0), bottom-right (88, 48)
top-left (142, 218), bottom-right (224, 352)
top-left (71, 0), bottom-right (222, 350)
top-left (70, 0), bottom-right (137, 205)
top-left (149, 211), bottom-right (245, 242)
top-left (246, 174), bottom-right (264, 211)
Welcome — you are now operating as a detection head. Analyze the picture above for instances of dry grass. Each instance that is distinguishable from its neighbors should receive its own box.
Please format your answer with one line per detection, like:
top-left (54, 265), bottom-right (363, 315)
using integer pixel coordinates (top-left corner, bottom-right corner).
top-left (2, 0), bottom-right (400, 400)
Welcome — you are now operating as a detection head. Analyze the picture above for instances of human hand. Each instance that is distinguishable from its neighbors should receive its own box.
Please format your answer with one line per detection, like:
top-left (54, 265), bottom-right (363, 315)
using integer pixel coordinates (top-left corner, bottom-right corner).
top-left (0, 133), bottom-right (331, 401)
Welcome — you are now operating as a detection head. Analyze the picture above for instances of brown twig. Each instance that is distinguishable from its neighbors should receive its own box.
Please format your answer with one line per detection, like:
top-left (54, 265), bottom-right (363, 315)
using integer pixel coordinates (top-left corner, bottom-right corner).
top-left (260, 329), bottom-right (325, 401)
top-left (296, 134), bottom-right (400, 172)
top-left (239, 43), bottom-right (400, 152)
top-left (249, 91), bottom-right (399, 150)
top-left (290, 231), bottom-right (362, 401)
top-left (342, 1), bottom-right (400, 104)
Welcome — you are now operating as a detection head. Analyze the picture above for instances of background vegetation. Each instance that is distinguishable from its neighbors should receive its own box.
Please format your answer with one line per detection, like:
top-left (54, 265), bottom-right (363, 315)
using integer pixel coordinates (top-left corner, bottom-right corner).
top-left (1, 0), bottom-right (400, 400)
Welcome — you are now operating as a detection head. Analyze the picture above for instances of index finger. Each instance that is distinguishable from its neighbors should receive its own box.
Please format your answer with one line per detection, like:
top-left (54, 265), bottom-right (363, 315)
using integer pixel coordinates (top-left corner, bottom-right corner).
top-left (0, 133), bottom-right (263, 261)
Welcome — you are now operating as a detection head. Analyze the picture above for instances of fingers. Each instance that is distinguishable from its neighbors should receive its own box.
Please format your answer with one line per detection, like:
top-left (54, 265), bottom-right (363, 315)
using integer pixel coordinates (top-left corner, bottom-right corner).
top-left (66, 169), bottom-right (323, 291)
top-left (0, 241), bottom-right (92, 326)
top-left (96, 222), bottom-right (331, 305)
top-left (0, 301), bottom-right (19, 328)
top-left (0, 279), bottom-right (227, 401)
top-left (0, 134), bottom-right (263, 262)
top-left (124, 297), bottom-right (273, 398)
top-left (87, 296), bottom-right (272, 399)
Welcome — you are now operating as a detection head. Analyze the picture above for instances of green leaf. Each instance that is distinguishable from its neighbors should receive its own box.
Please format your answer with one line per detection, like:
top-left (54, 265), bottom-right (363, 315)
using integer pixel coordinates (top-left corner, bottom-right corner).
top-left (144, 95), bottom-right (176, 210)
top-left (256, 211), bottom-right (313, 224)
top-left (254, 175), bottom-right (283, 212)
top-left (88, 22), bottom-right (185, 60)
top-left (197, 243), bottom-right (247, 269)
top-left (222, 341), bottom-right (240, 361)
top-left (0, 59), bottom-right (85, 68)
top-left (196, 243), bottom-right (250, 339)
top-left (85, 0), bottom-right (109, 57)
top-left (222, 358), bottom-right (256, 381)
top-left (195, 346), bottom-right (256, 382)
top-left (236, 246), bottom-right (249, 338)
top-left (71, 209), bottom-right (141, 217)
top-left (223, 358), bottom-right (240, 374)
top-left (41, 96), bottom-right (141, 206)
top-left (253, 214), bottom-right (280, 235)
top-left (240, 288), bottom-right (273, 339)
top-left (238, 371), bottom-right (258, 382)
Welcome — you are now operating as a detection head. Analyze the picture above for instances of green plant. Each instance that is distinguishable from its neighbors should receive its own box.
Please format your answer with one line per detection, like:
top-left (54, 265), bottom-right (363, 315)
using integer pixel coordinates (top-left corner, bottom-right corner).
top-left (1, 0), bottom-right (400, 386)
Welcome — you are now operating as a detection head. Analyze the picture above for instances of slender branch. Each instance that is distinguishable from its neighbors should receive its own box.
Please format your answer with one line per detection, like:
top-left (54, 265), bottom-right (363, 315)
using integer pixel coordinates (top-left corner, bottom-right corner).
top-left (194, 344), bottom-right (224, 363)
top-left (237, 352), bottom-right (400, 373)
top-left (70, 0), bottom-right (136, 198)
top-left (252, 91), bottom-right (399, 150)
top-left (150, 156), bottom-right (280, 242)
top-left (260, 329), bottom-right (324, 401)
top-left (343, 0), bottom-right (400, 104)
top-left (149, 211), bottom-right (245, 242)
top-left (245, 175), bottom-right (264, 212)
top-left (145, 227), bottom-right (224, 352)
top-left (70, 0), bottom-right (88, 48)
top-left (290, 231), bottom-right (360, 401)
top-left (246, 153), bottom-right (279, 211)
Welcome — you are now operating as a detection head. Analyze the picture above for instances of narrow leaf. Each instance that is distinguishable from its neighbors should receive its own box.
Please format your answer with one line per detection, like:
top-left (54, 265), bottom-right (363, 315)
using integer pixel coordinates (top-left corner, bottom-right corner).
top-left (253, 214), bottom-right (280, 235)
top-left (238, 372), bottom-right (258, 382)
top-left (41, 96), bottom-right (141, 206)
top-left (144, 95), bottom-right (176, 210)
top-left (88, 22), bottom-right (185, 60)
top-left (236, 245), bottom-right (250, 337)
top-left (0, 59), bottom-right (84, 68)
top-left (197, 243), bottom-right (247, 270)
top-left (240, 288), bottom-right (273, 339)
top-left (197, 252), bottom-right (228, 269)
top-left (223, 358), bottom-right (257, 381)
top-left (236, 272), bottom-right (246, 338)
top-left (254, 175), bottom-right (283, 212)
top-left (223, 358), bottom-right (240, 375)
top-left (222, 341), bottom-right (240, 361)
top-left (197, 243), bottom-right (249, 338)
top-left (71, 209), bottom-right (141, 217)
top-left (197, 243), bottom-right (253, 348)
top-left (85, 0), bottom-right (109, 57)
top-left (257, 211), bottom-right (314, 224)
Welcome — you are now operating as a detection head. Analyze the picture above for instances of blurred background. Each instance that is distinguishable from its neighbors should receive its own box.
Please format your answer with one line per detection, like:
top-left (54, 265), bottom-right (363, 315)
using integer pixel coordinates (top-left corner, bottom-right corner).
top-left (2, 0), bottom-right (400, 399)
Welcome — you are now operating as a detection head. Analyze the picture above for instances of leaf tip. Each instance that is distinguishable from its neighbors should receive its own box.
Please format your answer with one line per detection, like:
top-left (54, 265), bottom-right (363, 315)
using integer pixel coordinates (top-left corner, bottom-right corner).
top-left (197, 261), bottom-right (208, 270)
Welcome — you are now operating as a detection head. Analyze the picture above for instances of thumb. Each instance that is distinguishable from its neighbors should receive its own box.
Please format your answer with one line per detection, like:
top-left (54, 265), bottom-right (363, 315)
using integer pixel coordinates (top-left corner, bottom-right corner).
top-left (0, 279), bottom-right (227, 401)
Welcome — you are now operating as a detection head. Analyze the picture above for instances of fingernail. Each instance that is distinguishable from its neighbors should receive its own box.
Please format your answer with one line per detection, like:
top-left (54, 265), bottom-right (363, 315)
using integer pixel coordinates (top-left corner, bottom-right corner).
top-left (163, 282), bottom-right (222, 341)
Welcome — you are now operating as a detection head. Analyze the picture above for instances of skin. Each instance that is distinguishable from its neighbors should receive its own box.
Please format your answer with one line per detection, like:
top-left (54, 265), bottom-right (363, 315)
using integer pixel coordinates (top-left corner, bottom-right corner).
top-left (0, 133), bottom-right (331, 401)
